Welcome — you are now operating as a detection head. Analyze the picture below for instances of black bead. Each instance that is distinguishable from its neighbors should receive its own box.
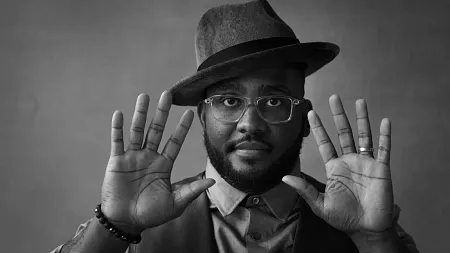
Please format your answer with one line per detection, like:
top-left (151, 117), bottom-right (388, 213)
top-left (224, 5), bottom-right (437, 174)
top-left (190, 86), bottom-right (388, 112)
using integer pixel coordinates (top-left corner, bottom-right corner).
top-left (133, 236), bottom-right (141, 244)
top-left (99, 217), bottom-right (107, 224)
top-left (94, 204), bottom-right (141, 244)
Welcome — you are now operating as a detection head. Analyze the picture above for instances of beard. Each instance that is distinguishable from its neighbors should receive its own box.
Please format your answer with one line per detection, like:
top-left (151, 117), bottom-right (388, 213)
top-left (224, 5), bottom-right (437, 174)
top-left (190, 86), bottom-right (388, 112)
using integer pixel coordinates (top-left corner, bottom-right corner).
top-left (203, 130), bottom-right (304, 194)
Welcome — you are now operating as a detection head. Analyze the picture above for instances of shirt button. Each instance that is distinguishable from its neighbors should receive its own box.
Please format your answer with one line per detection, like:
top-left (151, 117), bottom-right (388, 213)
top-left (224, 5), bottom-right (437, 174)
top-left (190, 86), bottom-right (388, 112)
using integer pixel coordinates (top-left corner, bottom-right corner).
top-left (252, 197), bottom-right (260, 205)
top-left (250, 232), bottom-right (261, 241)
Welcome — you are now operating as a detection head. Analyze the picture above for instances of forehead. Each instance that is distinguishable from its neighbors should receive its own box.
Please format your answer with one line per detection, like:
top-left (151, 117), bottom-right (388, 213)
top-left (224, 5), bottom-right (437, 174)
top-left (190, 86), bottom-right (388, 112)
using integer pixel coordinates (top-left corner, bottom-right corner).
top-left (206, 64), bottom-right (305, 97)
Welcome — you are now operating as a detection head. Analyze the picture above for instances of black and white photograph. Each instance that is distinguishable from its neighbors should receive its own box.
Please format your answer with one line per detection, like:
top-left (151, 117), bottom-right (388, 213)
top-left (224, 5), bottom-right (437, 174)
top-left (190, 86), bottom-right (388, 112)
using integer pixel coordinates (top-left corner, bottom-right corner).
top-left (1, 0), bottom-right (449, 252)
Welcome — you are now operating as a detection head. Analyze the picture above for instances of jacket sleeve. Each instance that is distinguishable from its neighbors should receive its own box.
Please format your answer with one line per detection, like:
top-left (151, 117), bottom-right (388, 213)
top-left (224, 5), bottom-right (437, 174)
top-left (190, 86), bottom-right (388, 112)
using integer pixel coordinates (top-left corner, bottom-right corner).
top-left (393, 205), bottom-right (420, 253)
top-left (48, 218), bottom-right (130, 253)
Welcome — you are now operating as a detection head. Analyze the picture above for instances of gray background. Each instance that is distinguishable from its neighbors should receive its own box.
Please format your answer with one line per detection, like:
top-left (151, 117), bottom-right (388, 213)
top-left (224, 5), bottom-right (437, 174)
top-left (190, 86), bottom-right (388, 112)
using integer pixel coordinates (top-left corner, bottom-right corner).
top-left (1, 0), bottom-right (449, 252)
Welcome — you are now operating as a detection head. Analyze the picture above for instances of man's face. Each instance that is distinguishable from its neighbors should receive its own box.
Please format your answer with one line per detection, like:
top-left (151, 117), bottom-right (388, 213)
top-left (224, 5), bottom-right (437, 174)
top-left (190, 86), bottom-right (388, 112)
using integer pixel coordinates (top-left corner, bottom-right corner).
top-left (199, 65), bottom-right (310, 194)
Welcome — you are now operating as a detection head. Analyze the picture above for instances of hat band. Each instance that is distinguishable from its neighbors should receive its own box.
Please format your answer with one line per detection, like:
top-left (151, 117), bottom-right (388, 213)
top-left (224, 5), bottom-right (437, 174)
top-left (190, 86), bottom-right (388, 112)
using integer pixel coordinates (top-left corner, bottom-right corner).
top-left (197, 37), bottom-right (300, 71)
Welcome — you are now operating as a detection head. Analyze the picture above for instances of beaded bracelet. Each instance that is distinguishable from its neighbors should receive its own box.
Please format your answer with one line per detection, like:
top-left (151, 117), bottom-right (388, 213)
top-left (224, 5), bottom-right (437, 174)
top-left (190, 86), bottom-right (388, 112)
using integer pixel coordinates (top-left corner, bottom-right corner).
top-left (94, 204), bottom-right (142, 244)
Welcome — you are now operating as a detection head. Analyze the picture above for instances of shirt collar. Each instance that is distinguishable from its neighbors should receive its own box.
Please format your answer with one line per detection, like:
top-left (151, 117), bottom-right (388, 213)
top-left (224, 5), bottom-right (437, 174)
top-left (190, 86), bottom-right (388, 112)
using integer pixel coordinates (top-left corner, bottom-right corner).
top-left (205, 159), bottom-right (247, 216)
top-left (205, 158), bottom-right (302, 221)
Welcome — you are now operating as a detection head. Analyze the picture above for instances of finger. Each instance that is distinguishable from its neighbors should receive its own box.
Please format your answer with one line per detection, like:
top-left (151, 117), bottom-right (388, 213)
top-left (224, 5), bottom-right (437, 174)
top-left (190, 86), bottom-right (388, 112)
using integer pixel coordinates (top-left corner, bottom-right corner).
top-left (329, 94), bottom-right (356, 155)
top-left (356, 99), bottom-right (374, 157)
top-left (127, 94), bottom-right (150, 151)
top-left (173, 179), bottom-right (216, 214)
top-left (282, 175), bottom-right (325, 218)
top-left (377, 118), bottom-right (391, 165)
top-left (161, 110), bottom-right (194, 165)
top-left (111, 110), bottom-right (125, 156)
top-left (308, 110), bottom-right (338, 165)
top-left (143, 91), bottom-right (172, 151)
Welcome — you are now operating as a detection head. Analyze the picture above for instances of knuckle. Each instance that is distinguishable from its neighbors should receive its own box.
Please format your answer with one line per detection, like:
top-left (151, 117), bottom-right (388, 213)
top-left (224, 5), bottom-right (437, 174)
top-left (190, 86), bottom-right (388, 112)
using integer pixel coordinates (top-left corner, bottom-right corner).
top-left (130, 126), bottom-right (145, 133)
top-left (169, 137), bottom-right (182, 146)
top-left (378, 145), bottom-right (390, 152)
top-left (337, 127), bottom-right (352, 136)
top-left (323, 155), bottom-right (336, 164)
top-left (146, 141), bottom-right (158, 150)
top-left (166, 155), bottom-right (175, 163)
top-left (136, 108), bottom-right (147, 114)
top-left (332, 111), bottom-right (345, 117)
top-left (150, 123), bottom-right (164, 133)
top-left (163, 152), bottom-right (175, 163)
top-left (358, 132), bottom-right (371, 138)
top-left (157, 107), bottom-right (170, 114)
top-left (340, 144), bottom-right (354, 152)
top-left (340, 144), bottom-right (353, 149)
top-left (179, 123), bottom-right (190, 130)
top-left (318, 138), bottom-right (331, 146)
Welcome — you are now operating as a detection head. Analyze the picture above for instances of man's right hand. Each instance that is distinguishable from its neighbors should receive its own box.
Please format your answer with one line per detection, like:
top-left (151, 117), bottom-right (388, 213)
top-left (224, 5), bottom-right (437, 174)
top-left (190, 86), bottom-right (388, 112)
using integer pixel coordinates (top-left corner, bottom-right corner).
top-left (100, 91), bottom-right (215, 235)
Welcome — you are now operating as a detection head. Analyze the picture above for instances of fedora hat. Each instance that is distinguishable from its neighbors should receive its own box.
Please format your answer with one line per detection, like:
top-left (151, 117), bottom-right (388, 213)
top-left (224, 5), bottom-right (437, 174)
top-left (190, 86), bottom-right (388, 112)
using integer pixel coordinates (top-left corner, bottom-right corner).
top-left (169, 0), bottom-right (339, 106)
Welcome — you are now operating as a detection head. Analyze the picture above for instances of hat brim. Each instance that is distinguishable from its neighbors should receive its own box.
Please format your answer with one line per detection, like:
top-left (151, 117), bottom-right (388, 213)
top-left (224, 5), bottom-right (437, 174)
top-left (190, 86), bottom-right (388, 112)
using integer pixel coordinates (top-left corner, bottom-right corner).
top-left (169, 42), bottom-right (339, 106)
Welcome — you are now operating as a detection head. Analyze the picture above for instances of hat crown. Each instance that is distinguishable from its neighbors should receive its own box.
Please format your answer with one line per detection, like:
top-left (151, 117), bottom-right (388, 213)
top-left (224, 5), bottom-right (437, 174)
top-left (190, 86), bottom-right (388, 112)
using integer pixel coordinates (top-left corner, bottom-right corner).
top-left (195, 0), bottom-right (297, 67)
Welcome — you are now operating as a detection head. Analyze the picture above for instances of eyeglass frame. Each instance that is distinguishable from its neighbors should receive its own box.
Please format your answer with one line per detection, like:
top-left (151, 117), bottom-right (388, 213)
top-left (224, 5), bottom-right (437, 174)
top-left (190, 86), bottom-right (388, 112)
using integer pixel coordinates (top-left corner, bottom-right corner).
top-left (203, 94), bottom-right (306, 124)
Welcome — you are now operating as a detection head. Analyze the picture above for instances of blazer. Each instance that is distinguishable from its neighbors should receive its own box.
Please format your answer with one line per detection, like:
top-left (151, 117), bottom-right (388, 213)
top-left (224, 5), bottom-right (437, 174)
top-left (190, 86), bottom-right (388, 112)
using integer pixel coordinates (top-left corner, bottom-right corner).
top-left (128, 172), bottom-right (359, 253)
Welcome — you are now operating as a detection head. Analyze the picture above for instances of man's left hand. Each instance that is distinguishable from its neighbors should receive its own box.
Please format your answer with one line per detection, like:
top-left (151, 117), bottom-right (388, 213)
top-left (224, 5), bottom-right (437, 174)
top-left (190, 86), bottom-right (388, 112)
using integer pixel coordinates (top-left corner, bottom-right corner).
top-left (283, 94), bottom-right (395, 237)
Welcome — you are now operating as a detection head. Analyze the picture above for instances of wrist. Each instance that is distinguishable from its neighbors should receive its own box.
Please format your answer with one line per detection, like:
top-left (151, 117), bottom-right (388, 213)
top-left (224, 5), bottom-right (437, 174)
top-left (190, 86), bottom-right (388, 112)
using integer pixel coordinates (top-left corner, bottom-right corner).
top-left (349, 226), bottom-right (408, 253)
top-left (108, 221), bottom-right (143, 237)
top-left (94, 204), bottom-right (143, 244)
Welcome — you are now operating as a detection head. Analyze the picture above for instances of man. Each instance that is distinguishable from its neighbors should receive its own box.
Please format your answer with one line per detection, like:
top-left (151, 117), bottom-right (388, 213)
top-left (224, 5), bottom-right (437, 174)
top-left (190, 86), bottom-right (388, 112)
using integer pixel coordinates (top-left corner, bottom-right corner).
top-left (51, 0), bottom-right (419, 252)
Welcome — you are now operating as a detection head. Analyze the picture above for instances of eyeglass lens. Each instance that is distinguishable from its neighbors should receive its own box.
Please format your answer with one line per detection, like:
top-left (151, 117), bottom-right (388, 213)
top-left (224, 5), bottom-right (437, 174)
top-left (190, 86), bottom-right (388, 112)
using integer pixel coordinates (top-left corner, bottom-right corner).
top-left (211, 96), bottom-right (293, 123)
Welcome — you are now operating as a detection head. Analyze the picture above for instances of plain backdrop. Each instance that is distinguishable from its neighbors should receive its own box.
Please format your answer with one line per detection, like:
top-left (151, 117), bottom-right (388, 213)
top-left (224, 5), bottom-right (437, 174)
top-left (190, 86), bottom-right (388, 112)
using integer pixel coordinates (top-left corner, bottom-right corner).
top-left (1, 0), bottom-right (449, 252)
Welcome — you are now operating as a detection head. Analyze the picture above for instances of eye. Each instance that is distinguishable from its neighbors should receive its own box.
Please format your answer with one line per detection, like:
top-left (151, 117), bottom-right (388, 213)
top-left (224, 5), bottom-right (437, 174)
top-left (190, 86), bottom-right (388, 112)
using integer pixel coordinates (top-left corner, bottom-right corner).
top-left (220, 97), bottom-right (241, 107)
top-left (265, 98), bottom-right (282, 107)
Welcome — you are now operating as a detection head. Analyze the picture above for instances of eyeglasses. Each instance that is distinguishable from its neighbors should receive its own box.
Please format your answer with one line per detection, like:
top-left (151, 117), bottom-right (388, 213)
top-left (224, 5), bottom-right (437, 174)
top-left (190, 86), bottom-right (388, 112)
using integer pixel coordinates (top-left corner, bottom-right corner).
top-left (203, 95), bottom-right (305, 124)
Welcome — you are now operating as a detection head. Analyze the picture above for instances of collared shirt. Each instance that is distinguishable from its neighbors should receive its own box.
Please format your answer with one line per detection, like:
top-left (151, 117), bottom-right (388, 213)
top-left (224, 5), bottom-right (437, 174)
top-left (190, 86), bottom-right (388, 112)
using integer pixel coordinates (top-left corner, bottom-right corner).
top-left (204, 158), bottom-right (303, 253)
top-left (50, 159), bottom-right (420, 253)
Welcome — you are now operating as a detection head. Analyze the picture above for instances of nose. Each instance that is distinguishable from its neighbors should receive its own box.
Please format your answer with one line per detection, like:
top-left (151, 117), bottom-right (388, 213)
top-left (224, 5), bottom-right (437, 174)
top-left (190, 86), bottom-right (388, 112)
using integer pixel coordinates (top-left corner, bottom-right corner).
top-left (236, 105), bottom-right (267, 134)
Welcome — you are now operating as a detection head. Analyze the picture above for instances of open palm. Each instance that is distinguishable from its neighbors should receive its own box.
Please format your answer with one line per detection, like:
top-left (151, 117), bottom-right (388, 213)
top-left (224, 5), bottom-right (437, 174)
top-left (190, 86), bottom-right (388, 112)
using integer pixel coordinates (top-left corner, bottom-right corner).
top-left (283, 95), bottom-right (394, 234)
top-left (101, 92), bottom-right (214, 234)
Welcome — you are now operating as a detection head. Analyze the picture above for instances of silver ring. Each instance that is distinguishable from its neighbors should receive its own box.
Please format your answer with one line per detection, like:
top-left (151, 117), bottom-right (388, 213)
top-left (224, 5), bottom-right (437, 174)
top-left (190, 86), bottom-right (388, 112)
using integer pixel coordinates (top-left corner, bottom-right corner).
top-left (358, 147), bottom-right (374, 153)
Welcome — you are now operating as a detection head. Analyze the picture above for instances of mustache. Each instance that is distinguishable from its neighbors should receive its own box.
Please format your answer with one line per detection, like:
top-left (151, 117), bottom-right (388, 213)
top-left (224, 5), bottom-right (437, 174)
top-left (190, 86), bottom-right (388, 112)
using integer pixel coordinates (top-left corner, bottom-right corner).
top-left (225, 135), bottom-right (274, 152)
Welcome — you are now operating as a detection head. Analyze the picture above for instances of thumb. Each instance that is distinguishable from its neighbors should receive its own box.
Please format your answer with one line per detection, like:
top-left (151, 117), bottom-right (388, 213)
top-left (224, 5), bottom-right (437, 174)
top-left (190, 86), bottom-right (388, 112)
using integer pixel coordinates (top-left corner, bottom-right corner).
top-left (282, 175), bottom-right (325, 217)
top-left (172, 178), bottom-right (215, 215)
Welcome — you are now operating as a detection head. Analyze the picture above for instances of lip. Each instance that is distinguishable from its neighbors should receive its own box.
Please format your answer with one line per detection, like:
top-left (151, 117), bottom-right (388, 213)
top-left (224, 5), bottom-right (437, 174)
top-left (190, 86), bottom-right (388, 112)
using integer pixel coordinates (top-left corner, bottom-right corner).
top-left (234, 141), bottom-right (271, 150)
top-left (234, 149), bottom-right (269, 158)
top-left (233, 141), bottom-right (271, 159)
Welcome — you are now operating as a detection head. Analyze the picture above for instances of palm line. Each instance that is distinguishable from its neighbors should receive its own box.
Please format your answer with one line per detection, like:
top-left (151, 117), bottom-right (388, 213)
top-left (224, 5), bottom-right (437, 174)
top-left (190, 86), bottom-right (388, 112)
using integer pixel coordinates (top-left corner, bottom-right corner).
top-left (330, 174), bottom-right (367, 188)
top-left (109, 167), bottom-right (150, 174)
top-left (336, 163), bottom-right (390, 181)
top-left (128, 171), bottom-right (170, 183)
top-left (327, 177), bottom-right (359, 202)
top-left (138, 176), bottom-right (170, 198)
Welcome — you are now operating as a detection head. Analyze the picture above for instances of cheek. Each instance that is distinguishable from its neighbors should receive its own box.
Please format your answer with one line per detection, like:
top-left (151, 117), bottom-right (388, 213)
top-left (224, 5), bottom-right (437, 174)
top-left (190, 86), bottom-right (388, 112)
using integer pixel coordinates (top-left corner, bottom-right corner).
top-left (205, 116), bottom-right (235, 151)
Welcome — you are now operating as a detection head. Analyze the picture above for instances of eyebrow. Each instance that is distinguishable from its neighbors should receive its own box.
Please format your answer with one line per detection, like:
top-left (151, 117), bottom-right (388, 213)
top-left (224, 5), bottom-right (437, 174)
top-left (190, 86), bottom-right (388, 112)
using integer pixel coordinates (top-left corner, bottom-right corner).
top-left (208, 81), bottom-right (247, 94)
top-left (208, 81), bottom-right (293, 96)
top-left (259, 84), bottom-right (291, 94)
